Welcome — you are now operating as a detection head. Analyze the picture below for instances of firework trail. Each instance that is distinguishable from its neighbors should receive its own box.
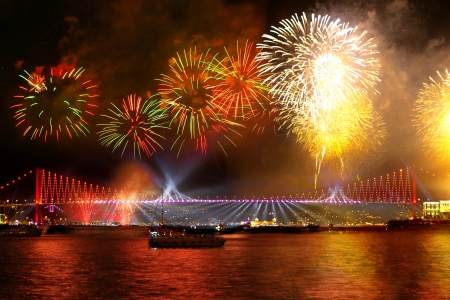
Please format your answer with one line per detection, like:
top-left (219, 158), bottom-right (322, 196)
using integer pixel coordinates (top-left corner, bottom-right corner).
top-left (292, 92), bottom-right (386, 187)
top-left (11, 67), bottom-right (99, 141)
top-left (117, 201), bottom-right (134, 224)
top-left (97, 94), bottom-right (169, 159)
top-left (413, 69), bottom-right (450, 161)
top-left (257, 12), bottom-right (380, 117)
top-left (239, 98), bottom-right (281, 136)
top-left (207, 40), bottom-right (271, 120)
top-left (157, 47), bottom-right (244, 157)
top-left (79, 201), bottom-right (95, 224)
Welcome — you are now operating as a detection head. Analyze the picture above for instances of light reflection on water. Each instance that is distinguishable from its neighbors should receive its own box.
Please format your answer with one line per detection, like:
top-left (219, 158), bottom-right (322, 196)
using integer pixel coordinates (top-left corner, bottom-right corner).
top-left (0, 227), bottom-right (450, 299)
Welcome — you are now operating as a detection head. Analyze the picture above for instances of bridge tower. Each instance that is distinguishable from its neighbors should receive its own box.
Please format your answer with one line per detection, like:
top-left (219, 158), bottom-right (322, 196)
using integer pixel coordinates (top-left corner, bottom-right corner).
top-left (412, 165), bottom-right (417, 218)
top-left (412, 165), bottom-right (417, 204)
top-left (35, 168), bottom-right (43, 224)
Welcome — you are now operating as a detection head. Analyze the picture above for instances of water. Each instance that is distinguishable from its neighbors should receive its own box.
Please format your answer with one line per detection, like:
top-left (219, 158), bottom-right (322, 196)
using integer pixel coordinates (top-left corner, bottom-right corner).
top-left (1, 227), bottom-right (450, 299)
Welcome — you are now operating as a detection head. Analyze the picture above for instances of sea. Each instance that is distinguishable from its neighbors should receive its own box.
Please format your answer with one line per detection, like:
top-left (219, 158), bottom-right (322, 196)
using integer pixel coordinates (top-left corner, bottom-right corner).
top-left (1, 227), bottom-right (450, 300)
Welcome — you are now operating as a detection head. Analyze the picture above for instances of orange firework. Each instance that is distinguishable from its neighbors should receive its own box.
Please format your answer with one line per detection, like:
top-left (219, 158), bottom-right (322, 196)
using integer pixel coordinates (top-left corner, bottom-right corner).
top-left (208, 40), bottom-right (270, 120)
top-left (156, 47), bottom-right (244, 157)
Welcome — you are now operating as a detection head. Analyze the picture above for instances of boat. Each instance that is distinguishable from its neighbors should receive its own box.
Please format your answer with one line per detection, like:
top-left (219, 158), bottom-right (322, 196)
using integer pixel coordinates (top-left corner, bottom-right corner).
top-left (160, 224), bottom-right (235, 235)
top-left (45, 225), bottom-right (75, 234)
top-left (327, 224), bottom-right (386, 231)
top-left (244, 224), bottom-right (321, 234)
top-left (148, 198), bottom-right (225, 247)
top-left (386, 218), bottom-right (450, 230)
top-left (0, 224), bottom-right (43, 237)
top-left (149, 229), bottom-right (226, 248)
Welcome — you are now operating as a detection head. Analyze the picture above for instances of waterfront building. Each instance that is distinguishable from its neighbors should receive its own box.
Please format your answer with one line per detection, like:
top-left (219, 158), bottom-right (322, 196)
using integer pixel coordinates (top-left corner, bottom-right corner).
top-left (439, 200), bottom-right (450, 219)
top-left (250, 218), bottom-right (277, 227)
top-left (423, 200), bottom-right (450, 219)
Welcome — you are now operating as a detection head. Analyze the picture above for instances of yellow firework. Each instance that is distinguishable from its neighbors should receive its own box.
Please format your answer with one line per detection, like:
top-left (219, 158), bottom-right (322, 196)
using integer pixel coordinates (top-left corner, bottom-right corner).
top-left (257, 12), bottom-right (380, 115)
top-left (413, 69), bottom-right (450, 161)
top-left (291, 92), bottom-right (386, 186)
top-left (257, 12), bottom-right (384, 186)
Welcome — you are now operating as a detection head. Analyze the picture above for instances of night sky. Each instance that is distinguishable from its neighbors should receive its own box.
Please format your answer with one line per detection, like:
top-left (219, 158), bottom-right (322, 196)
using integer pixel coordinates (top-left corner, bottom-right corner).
top-left (1, 0), bottom-right (450, 201)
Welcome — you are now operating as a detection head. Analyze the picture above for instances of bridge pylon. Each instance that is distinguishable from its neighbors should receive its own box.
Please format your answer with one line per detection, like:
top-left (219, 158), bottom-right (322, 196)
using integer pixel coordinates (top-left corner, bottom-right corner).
top-left (412, 165), bottom-right (417, 218)
top-left (35, 168), bottom-right (43, 224)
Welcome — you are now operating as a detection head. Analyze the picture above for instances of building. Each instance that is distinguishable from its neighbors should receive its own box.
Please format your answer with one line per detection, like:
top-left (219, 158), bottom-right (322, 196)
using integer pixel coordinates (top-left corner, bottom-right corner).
top-left (250, 218), bottom-right (277, 227)
top-left (423, 201), bottom-right (450, 219)
top-left (439, 200), bottom-right (450, 219)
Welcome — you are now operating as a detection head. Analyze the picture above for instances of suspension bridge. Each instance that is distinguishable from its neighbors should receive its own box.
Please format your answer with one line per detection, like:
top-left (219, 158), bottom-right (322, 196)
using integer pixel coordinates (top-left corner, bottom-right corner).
top-left (0, 166), bottom-right (421, 225)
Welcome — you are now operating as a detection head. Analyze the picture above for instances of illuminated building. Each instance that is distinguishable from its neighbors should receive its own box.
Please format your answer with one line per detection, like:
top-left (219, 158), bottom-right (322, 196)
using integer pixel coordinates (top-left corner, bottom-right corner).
top-left (422, 201), bottom-right (450, 219)
top-left (250, 218), bottom-right (277, 227)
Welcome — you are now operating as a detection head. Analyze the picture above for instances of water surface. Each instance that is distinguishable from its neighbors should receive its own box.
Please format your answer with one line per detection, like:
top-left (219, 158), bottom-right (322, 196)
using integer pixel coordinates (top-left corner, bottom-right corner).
top-left (1, 227), bottom-right (449, 299)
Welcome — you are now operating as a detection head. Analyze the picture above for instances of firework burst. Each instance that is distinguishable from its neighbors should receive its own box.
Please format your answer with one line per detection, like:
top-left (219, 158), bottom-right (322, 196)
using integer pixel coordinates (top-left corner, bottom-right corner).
top-left (292, 92), bottom-right (386, 187)
top-left (207, 40), bottom-right (271, 120)
top-left (11, 67), bottom-right (99, 141)
top-left (97, 94), bottom-right (169, 159)
top-left (157, 48), bottom-right (244, 157)
top-left (413, 69), bottom-right (450, 161)
top-left (257, 12), bottom-right (380, 116)
top-left (256, 12), bottom-right (383, 185)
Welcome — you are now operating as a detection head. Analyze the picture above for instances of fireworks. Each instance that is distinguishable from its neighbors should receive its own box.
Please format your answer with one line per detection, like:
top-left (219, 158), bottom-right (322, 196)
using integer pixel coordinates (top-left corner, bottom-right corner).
top-left (79, 201), bottom-right (95, 224)
top-left (292, 92), bottom-right (386, 186)
top-left (97, 94), bottom-right (169, 159)
top-left (207, 40), bottom-right (271, 120)
top-left (257, 12), bottom-right (380, 116)
top-left (256, 12), bottom-right (383, 184)
top-left (244, 102), bottom-right (279, 135)
top-left (19, 70), bottom-right (46, 93)
top-left (413, 69), bottom-right (450, 161)
top-left (157, 48), bottom-right (244, 156)
top-left (11, 67), bottom-right (99, 141)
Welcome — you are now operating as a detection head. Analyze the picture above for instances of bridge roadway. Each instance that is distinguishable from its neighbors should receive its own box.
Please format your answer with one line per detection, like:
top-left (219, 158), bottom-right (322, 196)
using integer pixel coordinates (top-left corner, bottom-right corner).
top-left (0, 198), bottom-right (414, 206)
top-left (0, 203), bottom-right (35, 207)
top-left (0, 201), bottom-right (417, 226)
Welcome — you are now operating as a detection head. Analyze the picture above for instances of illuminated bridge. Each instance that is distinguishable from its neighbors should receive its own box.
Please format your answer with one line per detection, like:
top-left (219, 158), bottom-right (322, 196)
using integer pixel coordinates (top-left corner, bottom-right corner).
top-left (0, 167), bottom-right (420, 225)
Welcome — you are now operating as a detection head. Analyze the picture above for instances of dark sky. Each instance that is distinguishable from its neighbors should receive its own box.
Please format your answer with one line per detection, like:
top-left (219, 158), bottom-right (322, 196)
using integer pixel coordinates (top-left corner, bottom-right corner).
top-left (1, 0), bottom-right (450, 200)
